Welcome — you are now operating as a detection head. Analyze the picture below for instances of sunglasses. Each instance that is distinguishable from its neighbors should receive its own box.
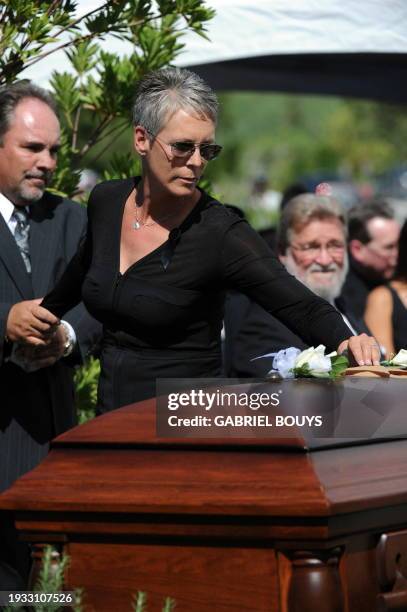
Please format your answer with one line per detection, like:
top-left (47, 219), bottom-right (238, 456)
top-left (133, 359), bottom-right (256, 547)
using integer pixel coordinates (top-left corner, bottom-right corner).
top-left (146, 129), bottom-right (222, 162)
top-left (169, 140), bottom-right (222, 161)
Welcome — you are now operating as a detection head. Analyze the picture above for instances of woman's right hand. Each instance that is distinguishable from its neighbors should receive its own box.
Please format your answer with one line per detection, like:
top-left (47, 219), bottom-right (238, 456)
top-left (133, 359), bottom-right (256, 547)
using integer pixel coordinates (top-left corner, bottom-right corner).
top-left (6, 299), bottom-right (60, 346)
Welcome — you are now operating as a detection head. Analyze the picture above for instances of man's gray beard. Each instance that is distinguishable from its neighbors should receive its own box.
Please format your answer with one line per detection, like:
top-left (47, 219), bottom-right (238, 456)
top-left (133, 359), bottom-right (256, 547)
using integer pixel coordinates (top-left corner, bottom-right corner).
top-left (17, 183), bottom-right (46, 205)
top-left (18, 186), bottom-right (45, 204)
top-left (284, 250), bottom-right (349, 303)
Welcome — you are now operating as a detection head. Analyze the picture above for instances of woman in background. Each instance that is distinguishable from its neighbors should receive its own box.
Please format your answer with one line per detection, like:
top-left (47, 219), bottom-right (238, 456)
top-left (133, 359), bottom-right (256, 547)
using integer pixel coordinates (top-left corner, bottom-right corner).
top-left (365, 219), bottom-right (407, 358)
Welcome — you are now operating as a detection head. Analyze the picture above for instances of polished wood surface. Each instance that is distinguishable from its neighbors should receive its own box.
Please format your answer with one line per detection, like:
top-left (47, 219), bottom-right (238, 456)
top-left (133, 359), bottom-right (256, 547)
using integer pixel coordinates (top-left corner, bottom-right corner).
top-left (2, 378), bottom-right (407, 610)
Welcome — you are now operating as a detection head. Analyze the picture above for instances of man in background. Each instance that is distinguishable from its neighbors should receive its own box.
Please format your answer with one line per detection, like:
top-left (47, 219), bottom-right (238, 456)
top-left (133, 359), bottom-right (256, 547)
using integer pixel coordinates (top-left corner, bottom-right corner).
top-left (0, 82), bottom-right (100, 587)
top-left (340, 200), bottom-right (400, 319)
top-left (224, 193), bottom-right (363, 377)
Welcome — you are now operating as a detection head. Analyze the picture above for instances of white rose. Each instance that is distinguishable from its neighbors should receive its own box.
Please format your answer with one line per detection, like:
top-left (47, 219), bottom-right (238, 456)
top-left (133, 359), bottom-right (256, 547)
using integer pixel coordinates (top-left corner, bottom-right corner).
top-left (294, 345), bottom-right (332, 377)
top-left (307, 353), bottom-right (332, 377)
top-left (391, 349), bottom-right (407, 366)
top-left (294, 346), bottom-right (317, 369)
top-left (294, 345), bottom-right (326, 368)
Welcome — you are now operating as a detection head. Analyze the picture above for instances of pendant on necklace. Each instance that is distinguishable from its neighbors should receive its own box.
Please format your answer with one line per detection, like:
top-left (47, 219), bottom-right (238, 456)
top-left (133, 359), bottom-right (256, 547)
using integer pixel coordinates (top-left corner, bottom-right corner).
top-left (133, 220), bottom-right (141, 230)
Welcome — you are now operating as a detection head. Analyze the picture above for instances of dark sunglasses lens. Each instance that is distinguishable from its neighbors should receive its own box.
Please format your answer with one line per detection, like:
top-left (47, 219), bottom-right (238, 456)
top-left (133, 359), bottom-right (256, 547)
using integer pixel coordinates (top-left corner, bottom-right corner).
top-left (200, 144), bottom-right (222, 161)
top-left (171, 142), bottom-right (222, 161)
top-left (172, 142), bottom-right (195, 155)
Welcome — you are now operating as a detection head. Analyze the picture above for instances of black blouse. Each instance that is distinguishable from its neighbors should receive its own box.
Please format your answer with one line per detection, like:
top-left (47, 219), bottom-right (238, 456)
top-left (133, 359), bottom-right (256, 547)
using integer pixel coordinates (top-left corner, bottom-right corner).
top-left (388, 285), bottom-right (407, 353)
top-left (42, 177), bottom-right (352, 362)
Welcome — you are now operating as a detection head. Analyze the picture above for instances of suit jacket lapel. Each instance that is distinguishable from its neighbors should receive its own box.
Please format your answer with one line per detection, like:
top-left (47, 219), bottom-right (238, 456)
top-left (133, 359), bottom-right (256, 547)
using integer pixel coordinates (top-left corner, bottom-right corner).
top-left (0, 214), bottom-right (33, 298)
top-left (335, 296), bottom-right (369, 336)
top-left (29, 193), bottom-right (59, 297)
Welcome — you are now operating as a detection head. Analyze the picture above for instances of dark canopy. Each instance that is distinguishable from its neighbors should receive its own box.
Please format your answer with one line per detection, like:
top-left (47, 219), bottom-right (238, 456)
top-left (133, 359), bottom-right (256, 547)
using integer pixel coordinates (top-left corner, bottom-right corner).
top-left (188, 53), bottom-right (407, 104)
top-left (177, 1), bottom-right (407, 104)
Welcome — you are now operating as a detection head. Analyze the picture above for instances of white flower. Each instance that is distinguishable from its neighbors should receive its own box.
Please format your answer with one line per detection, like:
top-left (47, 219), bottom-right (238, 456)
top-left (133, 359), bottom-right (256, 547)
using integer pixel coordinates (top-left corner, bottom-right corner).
top-left (252, 344), bottom-right (336, 379)
top-left (307, 353), bottom-right (332, 377)
top-left (294, 345), bottom-right (332, 377)
top-left (390, 349), bottom-right (407, 366)
top-left (295, 345), bottom-right (324, 368)
top-left (271, 347), bottom-right (301, 378)
top-left (294, 346), bottom-right (319, 369)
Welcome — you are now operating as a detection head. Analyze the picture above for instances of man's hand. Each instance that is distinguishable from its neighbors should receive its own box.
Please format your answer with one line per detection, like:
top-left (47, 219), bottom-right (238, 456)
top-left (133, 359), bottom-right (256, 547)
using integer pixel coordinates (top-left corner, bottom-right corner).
top-left (338, 333), bottom-right (381, 366)
top-left (12, 324), bottom-right (68, 370)
top-left (6, 299), bottom-right (60, 346)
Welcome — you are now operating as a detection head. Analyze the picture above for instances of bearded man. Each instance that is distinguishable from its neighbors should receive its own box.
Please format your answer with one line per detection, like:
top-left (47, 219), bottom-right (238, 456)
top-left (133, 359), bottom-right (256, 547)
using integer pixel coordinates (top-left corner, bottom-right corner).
top-left (224, 194), bottom-right (366, 377)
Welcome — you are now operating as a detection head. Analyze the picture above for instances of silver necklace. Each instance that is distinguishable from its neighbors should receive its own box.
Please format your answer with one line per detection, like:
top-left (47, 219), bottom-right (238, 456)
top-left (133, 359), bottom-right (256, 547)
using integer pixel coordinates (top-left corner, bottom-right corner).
top-left (133, 202), bottom-right (178, 230)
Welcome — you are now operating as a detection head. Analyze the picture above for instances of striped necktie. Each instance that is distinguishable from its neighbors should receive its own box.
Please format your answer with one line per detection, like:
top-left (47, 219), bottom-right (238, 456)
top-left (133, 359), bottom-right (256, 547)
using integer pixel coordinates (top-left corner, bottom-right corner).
top-left (12, 207), bottom-right (31, 274)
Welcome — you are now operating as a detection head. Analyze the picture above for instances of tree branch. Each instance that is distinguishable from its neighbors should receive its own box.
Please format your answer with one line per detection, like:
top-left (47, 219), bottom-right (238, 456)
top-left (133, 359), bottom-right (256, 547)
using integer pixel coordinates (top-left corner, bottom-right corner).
top-left (49, 1), bottom-right (114, 40)
top-left (83, 122), bottom-right (131, 165)
top-left (24, 32), bottom-right (95, 70)
top-left (22, 12), bottom-right (153, 72)
top-left (46, 0), bottom-right (61, 18)
top-left (88, 119), bottom-right (129, 144)
top-left (1, 2), bottom-right (116, 78)
top-left (72, 104), bottom-right (82, 150)
top-left (11, 6), bottom-right (179, 77)
top-left (79, 114), bottom-right (114, 157)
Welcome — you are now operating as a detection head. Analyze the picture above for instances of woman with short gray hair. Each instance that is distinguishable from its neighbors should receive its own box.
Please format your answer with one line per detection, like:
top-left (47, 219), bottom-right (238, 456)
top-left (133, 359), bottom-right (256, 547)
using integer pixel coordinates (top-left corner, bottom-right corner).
top-left (132, 66), bottom-right (219, 135)
top-left (18, 66), bottom-right (380, 409)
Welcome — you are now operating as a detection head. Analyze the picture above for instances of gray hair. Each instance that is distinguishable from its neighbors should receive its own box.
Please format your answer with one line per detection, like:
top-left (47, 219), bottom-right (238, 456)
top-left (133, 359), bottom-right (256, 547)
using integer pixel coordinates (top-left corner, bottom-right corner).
top-left (0, 81), bottom-right (58, 145)
top-left (277, 193), bottom-right (347, 254)
top-left (132, 67), bottom-right (219, 134)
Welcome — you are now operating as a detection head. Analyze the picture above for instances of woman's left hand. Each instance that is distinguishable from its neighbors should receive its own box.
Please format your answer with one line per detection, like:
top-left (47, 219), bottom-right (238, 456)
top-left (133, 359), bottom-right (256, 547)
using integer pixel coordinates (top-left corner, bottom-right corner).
top-left (338, 333), bottom-right (381, 366)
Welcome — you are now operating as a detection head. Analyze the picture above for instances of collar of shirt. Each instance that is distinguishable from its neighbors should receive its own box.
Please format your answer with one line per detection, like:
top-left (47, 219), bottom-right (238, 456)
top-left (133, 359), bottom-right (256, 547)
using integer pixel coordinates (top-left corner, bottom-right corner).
top-left (0, 192), bottom-right (29, 232)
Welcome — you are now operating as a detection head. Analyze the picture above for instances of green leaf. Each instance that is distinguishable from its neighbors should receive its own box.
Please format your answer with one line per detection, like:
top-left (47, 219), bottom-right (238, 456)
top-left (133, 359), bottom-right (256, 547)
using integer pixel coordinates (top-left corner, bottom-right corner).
top-left (66, 40), bottom-right (100, 76)
top-left (133, 591), bottom-right (147, 612)
top-left (293, 364), bottom-right (311, 378)
top-left (330, 354), bottom-right (349, 378)
top-left (74, 357), bottom-right (100, 423)
top-left (162, 597), bottom-right (176, 612)
top-left (33, 546), bottom-right (70, 612)
top-left (50, 71), bottom-right (81, 127)
top-left (103, 153), bottom-right (142, 181)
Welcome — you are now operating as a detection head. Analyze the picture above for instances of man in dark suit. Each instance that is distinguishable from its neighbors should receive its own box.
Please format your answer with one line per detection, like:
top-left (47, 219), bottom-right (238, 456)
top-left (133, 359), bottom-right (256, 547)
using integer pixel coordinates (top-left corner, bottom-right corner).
top-left (224, 193), bottom-right (365, 377)
top-left (0, 82), bottom-right (100, 586)
top-left (340, 200), bottom-right (400, 320)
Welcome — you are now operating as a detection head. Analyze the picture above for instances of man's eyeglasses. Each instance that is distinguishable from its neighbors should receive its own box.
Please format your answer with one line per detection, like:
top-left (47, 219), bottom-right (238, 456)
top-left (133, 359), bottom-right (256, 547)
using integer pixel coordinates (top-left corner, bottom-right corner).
top-left (146, 129), bottom-right (222, 162)
top-left (291, 241), bottom-right (345, 257)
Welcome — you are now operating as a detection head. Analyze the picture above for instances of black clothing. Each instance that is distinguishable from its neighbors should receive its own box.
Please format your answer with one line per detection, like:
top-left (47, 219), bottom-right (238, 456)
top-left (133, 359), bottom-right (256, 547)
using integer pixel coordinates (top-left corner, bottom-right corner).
top-left (224, 293), bottom-right (367, 378)
top-left (0, 193), bottom-right (101, 492)
top-left (224, 292), bottom-right (307, 377)
top-left (42, 177), bottom-right (352, 409)
top-left (340, 257), bottom-right (384, 320)
top-left (388, 285), bottom-right (407, 353)
top-left (0, 192), bottom-right (101, 588)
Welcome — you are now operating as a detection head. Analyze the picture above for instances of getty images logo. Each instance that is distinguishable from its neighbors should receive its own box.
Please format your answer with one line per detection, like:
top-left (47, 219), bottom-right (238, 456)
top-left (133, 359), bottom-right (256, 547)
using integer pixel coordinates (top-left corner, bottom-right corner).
top-left (167, 388), bottom-right (282, 411)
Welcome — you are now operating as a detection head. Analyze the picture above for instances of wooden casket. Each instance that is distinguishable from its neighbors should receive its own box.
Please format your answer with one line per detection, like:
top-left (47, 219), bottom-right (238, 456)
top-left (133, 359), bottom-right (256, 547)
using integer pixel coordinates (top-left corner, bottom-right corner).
top-left (2, 376), bottom-right (407, 611)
